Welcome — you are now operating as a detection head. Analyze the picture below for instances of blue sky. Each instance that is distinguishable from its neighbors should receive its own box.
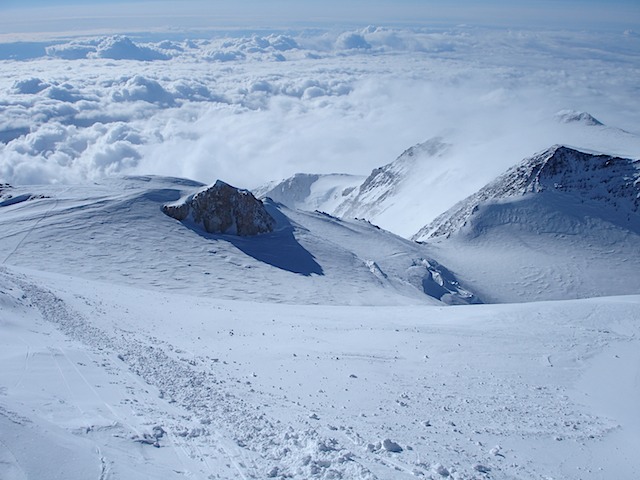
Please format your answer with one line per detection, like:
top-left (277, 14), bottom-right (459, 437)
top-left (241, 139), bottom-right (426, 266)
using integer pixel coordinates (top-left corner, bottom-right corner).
top-left (0, 0), bottom-right (638, 35)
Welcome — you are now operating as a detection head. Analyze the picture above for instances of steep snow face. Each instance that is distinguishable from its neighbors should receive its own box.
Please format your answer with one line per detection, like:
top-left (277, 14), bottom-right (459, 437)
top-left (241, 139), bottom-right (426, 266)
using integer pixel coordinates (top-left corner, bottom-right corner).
top-left (0, 176), bottom-right (477, 305)
top-left (416, 145), bottom-right (640, 240)
top-left (255, 173), bottom-right (364, 213)
top-left (334, 138), bottom-right (449, 224)
top-left (412, 146), bottom-right (640, 303)
top-left (163, 180), bottom-right (276, 236)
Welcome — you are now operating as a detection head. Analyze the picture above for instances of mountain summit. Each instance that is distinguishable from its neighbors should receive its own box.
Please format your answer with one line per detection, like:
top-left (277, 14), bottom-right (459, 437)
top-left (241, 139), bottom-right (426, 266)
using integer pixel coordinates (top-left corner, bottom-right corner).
top-left (413, 145), bottom-right (640, 302)
top-left (415, 145), bottom-right (640, 240)
top-left (333, 137), bottom-right (450, 226)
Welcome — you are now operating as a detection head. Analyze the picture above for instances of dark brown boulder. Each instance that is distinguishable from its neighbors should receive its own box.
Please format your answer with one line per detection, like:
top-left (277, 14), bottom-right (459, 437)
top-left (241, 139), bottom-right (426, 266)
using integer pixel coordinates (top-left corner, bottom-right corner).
top-left (163, 180), bottom-right (276, 236)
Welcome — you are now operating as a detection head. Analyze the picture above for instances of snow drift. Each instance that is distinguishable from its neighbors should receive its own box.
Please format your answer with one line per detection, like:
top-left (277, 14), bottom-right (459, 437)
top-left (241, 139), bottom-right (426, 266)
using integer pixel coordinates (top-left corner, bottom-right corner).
top-left (0, 176), bottom-right (477, 305)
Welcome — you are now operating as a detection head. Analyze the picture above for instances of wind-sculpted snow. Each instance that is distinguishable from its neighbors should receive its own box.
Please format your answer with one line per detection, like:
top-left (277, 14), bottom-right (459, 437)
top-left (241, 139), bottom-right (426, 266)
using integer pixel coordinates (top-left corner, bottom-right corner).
top-left (416, 145), bottom-right (640, 240)
top-left (0, 176), bottom-right (477, 304)
top-left (2, 266), bottom-right (637, 479)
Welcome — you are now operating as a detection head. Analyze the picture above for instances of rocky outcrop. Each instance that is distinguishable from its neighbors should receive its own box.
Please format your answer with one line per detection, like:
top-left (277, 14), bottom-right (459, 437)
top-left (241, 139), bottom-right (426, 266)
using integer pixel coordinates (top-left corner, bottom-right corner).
top-left (162, 180), bottom-right (276, 236)
top-left (0, 184), bottom-right (10, 203)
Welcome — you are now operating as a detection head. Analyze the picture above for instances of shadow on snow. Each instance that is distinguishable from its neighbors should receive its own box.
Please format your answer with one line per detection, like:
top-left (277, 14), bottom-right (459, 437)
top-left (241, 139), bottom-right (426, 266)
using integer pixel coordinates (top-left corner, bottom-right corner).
top-left (179, 199), bottom-right (324, 277)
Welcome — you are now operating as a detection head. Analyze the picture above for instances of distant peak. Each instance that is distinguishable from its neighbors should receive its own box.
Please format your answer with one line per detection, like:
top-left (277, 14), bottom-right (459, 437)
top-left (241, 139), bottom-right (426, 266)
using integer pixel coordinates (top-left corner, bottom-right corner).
top-left (398, 137), bottom-right (449, 161)
top-left (555, 110), bottom-right (604, 126)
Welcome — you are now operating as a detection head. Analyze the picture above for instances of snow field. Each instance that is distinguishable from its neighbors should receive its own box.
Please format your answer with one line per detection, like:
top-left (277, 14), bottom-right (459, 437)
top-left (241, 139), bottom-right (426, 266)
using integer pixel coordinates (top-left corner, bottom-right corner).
top-left (2, 266), bottom-right (639, 478)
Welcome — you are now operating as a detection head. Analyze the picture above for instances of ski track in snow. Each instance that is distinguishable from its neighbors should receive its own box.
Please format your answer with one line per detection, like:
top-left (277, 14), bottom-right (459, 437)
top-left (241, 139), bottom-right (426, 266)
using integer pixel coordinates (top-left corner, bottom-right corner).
top-left (2, 265), bottom-right (638, 479)
top-left (7, 269), bottom-right (378, 479)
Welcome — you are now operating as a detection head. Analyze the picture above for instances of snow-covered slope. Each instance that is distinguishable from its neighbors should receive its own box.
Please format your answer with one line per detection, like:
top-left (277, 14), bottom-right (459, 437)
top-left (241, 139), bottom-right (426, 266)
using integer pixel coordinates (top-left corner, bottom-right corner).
top-left (255, 112), bottom-right (640, 239)
top-left (333, 138), bottom-right (451, 235)
top-left (2, 266), bottom-right (639, 480)
top-left (255, 173), bottom-right (365, 214)
top-left (0, 176), bottom-right (476, 306)
top-left (415, 145), bottom-right (640, 303)
top-left (1, 171), bottom-right (640, 480)
top-left (416, 145), bottom-right (640, 240)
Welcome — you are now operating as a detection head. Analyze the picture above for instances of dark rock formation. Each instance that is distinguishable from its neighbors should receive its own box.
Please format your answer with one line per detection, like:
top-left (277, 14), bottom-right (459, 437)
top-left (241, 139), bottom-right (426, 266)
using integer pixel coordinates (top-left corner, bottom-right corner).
top-left (162, 180), bottom-right (276, 236)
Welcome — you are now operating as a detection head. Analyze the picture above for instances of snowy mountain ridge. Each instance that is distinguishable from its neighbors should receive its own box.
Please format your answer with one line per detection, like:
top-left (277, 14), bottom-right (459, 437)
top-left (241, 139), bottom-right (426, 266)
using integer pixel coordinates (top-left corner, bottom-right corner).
top-left (255, 173), bottom-right (364, 214)
top-left (415, 145), bottom-right (640, 240)
top-left (410, 145), bottom-right (640, 303)
top-left (257, 137), bottom-right (455, 237)
top-left (256, 111), bottom-right (640, 239)
top-left (554, 109), bottom-right (604, 126)
top-left (0, 176), bottom-right (478, 305)
top-left (333, 137), bottom-right (449, 221)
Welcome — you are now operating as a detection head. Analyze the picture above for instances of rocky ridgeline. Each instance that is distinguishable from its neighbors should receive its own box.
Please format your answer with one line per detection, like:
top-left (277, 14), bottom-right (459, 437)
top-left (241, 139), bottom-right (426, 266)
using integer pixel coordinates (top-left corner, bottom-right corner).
top-left (415, 145), bottom-right (640, 240)
top-left (162, 180), bottom-right (276, 236)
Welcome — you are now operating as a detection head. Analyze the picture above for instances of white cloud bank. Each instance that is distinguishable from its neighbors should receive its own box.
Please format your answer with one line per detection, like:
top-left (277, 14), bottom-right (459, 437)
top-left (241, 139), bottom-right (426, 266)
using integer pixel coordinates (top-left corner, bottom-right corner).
top-left (0, 27), bottom-right (639, 189)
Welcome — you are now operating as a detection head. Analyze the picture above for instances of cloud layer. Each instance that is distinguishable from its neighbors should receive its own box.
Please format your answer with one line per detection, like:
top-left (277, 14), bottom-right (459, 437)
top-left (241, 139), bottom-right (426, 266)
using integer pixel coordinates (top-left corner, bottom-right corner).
top-left (0, 26), bottom-right (639, 189)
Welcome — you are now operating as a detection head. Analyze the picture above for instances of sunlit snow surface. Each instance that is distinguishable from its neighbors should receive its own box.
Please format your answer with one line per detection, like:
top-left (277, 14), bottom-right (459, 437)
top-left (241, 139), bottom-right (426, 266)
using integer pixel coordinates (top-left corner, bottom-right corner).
top-left (0, 176), bottom-right (639, 479)
top-left (1, 25), bottom-right (640, 480)
top-left (1, 266), bottom-right (639, 479)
